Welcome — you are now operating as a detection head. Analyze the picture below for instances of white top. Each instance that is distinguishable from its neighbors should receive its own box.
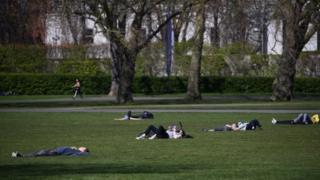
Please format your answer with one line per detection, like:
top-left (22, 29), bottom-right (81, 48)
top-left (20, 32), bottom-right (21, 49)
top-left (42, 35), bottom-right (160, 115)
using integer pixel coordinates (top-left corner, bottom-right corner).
top-left (166, 130), bottom-right (183, 139)
top-left (237, 122), bottom-right (248, 131)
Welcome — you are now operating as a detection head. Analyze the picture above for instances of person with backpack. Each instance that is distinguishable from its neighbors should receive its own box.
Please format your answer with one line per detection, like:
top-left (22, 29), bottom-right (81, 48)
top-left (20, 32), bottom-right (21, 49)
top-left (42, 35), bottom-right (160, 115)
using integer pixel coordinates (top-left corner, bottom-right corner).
top-left (202, 119), bottom-right (262, 132)
top-left (115, 110), bottom-right (154, 120)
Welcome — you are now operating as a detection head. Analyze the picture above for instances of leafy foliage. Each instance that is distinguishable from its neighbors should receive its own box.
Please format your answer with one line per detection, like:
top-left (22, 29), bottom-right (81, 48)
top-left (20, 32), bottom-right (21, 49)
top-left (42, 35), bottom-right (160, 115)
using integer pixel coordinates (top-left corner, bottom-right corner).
top-left (1, 74), bottom-right (319, 95)
top-left (0, 74), bottom-right (111, 95)
top-left (0, 45), bottom-right (47, 73)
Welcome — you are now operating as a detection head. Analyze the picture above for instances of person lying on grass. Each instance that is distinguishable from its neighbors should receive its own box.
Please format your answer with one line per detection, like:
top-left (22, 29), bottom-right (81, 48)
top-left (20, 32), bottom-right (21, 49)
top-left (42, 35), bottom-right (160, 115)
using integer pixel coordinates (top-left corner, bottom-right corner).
top-left (202, 119), bottom-right (262, 132)
top-left (272, 113), bottom-right (319, 125)
top-left (115, 110), bottom-right (154, 120)
top-left (11, 146), bottom-right (89, 158)
top-left (136, 123), bottom-right (192, 140)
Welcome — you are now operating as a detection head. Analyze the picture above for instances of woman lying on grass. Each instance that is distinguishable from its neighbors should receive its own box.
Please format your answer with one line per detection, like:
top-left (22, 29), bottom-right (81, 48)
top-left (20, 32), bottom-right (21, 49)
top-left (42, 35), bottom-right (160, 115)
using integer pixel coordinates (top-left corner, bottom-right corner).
top-left (272, 113), bottom-right (319, 125)
top-left (202, 119), bottom-right (262, 132)
top-left (12, 146), bottom-right (89, 158)
top-left (136, 123), bottom-right (192, 140)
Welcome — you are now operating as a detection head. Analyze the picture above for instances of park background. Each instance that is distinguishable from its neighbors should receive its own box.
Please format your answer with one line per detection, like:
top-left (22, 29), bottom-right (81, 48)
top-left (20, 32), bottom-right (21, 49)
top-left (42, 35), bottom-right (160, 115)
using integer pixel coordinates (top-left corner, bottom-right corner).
top-left (1, 0), bottom-right (320, 179)
top-left (1, 0), bottom-right (320, 101)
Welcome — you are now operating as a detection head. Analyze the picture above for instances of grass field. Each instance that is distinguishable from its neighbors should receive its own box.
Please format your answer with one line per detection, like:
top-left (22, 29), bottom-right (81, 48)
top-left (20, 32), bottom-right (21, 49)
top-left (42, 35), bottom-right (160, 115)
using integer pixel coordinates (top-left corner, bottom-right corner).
top-left (1, 112), bottom-right (320, 179)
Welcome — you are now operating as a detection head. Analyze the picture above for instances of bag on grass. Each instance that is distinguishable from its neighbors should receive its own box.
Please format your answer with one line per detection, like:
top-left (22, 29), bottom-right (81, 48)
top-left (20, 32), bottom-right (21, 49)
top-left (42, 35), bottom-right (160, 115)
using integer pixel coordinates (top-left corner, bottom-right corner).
top-left (141, 111), bottom-right (154, 119)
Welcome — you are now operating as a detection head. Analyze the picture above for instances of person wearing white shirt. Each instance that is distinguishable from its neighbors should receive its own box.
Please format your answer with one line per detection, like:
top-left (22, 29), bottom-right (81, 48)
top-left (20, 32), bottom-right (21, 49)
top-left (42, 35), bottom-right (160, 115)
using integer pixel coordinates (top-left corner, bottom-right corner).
top-left (136, 124), bottom-right (185, 140)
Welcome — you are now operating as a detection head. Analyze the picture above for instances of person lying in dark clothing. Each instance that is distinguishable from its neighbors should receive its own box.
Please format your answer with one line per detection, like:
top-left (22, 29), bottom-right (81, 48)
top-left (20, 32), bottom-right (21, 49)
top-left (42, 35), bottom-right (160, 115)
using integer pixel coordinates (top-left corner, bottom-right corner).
top-left (136, 124), bottom-right (193, 140)
top-left (115, 110), bottom-right (154, 120)
top-left (11, 146), bottom-right (89, 158)
top-left (202, 119), bottom-right (262, 132)
top-left (272, 113), bottom-right (319, 125)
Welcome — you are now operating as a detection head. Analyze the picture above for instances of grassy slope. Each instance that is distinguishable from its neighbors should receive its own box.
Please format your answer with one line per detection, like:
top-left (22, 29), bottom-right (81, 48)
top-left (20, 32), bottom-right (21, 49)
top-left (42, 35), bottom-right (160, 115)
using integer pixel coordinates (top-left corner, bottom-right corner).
top-left (0, 112), bottom-right (320, 179)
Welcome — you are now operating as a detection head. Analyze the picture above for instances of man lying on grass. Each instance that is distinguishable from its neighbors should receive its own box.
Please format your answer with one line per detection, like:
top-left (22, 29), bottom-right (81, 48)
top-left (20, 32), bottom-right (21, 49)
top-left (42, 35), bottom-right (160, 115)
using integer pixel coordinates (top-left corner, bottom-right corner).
top-left (115, 110), bottom-right (154, 121)
top-left (202, 119), bottom-right (262, 132)
top-left (136, 123), bottom-right (192, 140)
top-left (12, 146), bottom-right (89, 158)
top-left (272, 113), bottom-right (319, 125)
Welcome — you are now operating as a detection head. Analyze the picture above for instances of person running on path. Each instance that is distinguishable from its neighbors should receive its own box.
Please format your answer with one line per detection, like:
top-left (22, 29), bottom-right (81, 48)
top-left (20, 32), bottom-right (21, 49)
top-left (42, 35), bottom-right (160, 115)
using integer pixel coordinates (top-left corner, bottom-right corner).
top-left (72, 78), bottom-right (82, 99)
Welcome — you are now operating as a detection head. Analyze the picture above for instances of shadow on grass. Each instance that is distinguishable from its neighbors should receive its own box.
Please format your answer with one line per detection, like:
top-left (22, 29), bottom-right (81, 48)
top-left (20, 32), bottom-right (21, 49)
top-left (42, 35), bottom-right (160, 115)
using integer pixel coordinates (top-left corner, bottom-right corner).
top-left (0, 162), bottom-right (204, 177)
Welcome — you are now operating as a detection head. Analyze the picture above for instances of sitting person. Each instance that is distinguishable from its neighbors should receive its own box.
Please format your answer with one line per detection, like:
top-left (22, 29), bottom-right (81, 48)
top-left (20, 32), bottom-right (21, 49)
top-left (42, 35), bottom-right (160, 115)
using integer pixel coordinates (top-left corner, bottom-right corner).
top-left (272, 113), bottom-right (319, 125)
top-left (12, 146), bottom-right (90, 158)
top-left (136, 124), bottom-right (192, 140)
top-left (115, 110), bottom-right (154, 120)
top-left (203, 119), bottom-right (262, 132)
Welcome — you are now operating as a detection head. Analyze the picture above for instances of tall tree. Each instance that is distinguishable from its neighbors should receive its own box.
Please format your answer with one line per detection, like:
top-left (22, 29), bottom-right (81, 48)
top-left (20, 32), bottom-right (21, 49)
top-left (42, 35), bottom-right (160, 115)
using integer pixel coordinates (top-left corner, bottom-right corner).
top-left (107, 3), bottom-right (127, 97)
top-left (186, 0), bottom-right (207, 100)
top-left (272, 0), bottom-right (320, 101)
top-left (83, 0), bottom-right (191, 103)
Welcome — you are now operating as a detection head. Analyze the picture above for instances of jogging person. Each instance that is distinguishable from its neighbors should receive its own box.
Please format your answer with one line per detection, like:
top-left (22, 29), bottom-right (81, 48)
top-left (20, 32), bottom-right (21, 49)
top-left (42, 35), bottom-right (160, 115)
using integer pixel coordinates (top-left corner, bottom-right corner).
top-left (72, 78), bottom-right (82, 99)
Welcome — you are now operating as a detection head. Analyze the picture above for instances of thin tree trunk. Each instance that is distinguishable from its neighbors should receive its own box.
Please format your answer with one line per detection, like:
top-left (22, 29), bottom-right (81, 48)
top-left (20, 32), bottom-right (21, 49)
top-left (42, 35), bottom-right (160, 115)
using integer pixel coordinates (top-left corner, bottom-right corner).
top-left (317, 30), bottom-right (320, 51)
top-left (211, 12), bottom-right (220, 48)
top-left (186, 1), bottom-right (206, 100)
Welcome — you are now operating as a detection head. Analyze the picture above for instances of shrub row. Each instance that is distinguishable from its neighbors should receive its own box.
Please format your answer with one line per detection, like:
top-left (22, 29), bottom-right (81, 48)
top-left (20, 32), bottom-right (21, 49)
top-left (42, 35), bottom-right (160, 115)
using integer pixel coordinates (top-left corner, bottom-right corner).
top-left (0, 74), bottom-right (110, 95)
top-left (0, 45), bottom-right (47, 73)
top-left (0, 74), bottom-right (319, 95)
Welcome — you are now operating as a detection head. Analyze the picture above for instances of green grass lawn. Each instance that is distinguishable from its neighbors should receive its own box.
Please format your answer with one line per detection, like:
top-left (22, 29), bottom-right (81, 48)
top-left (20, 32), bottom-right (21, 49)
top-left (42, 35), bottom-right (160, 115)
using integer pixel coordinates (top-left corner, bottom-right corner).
top-left (1, 112), bottom-right (320, 179)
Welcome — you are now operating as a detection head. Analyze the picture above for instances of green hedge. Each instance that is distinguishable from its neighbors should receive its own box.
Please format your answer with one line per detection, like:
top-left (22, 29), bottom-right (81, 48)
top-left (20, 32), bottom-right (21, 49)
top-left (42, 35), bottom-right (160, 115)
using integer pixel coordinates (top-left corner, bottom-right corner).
top-left (0, 45), bottom-right (47, 73)
top-left (0, 74), bottom-right (319, 95)
top-left (0, 74), bottom-right (111, 95)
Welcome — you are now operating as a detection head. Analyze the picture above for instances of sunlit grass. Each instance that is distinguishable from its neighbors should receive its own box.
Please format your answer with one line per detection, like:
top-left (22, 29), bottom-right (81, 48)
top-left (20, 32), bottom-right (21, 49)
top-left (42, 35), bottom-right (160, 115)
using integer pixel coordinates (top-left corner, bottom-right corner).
top-left (1, 112), bottom-right (319, 179)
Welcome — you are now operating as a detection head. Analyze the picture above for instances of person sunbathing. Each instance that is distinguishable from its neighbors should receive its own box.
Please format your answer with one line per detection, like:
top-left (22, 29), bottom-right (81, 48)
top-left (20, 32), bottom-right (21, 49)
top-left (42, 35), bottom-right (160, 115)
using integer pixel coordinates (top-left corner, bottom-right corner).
top-left (271, 113), bottom-right (319, 125)
top-left (115, 110), bottom-right (154, 120)
top-left (11, 146), bottom-right (89, 157)
top-left (136, 123), bottom-right (192, 140)
top-left (202, 119), bottom-right (262, 132)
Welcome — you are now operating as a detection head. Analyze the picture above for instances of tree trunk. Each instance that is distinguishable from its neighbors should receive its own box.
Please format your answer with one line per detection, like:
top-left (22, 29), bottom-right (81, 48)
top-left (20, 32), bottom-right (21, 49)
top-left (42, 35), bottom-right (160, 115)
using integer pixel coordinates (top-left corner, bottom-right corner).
top-left (117, 53), bottom-right (135, 103)
top-left (271, 52), bottom-right (297, 101)
top-left (107, 74), bottom-right (119, 97)
top-left (271, 1), bottom-right (319, 101)
top-left (186, 1), bottom-right (206, 100)
top-left (271, 19), bottom-right (301, 101)
top-left (317, 30), bottom-right (320, 51)
top-left (211, 12), bottom-right (220, 48)
top-left (109, 39), bottom-right (136, 103)
top-left (108, 10), bottom-right (127, 97)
